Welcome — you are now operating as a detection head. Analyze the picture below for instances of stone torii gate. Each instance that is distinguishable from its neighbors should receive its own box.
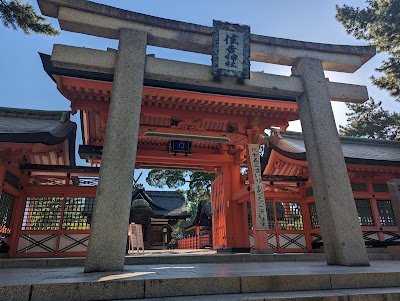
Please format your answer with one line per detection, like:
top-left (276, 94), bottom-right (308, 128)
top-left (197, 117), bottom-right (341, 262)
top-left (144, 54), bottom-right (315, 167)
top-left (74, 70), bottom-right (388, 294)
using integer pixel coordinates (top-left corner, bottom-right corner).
top-left (38, 0), bottom-right (376, 272)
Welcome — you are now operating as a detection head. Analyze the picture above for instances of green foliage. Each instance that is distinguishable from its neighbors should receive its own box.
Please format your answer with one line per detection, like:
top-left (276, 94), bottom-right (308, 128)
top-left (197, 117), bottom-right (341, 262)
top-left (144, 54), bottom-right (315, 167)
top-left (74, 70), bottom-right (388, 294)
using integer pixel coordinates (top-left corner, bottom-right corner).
top-left (146, 170), bottom-right (186, 189)
top-left (339, 98), bottom-right (400, 140)
top-left (146, 170), bottom-right (216, 201)
top-left (171, 219), bottom-right (186, 239)
top-left (336, 0), bottom-right (400, 101)
top-left (0, 0), bottom-right (58, 35)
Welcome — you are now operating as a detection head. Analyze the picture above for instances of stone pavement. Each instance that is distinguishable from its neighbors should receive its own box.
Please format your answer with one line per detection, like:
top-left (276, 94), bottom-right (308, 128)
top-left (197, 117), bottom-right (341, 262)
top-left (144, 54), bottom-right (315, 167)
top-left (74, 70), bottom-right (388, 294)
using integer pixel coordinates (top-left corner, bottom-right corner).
top-left (1, 260), bottom-right (400, 300)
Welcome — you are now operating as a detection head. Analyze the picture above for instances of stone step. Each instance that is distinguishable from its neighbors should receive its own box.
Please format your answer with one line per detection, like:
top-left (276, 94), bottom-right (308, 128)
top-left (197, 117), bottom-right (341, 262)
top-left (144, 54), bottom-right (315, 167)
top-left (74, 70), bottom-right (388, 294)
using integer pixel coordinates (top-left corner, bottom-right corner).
top-left (366, 247), bottom-right (390, 254)
top-left (368, 253), bottom-right (393, 260)
top-left (0, 252), bottom-right (393, 269)
top-left (313, 247), bottom-right (391, 254)
top-left (113, 287), bottom-right (400, 301)
top-left (3, 267), bottom-right (400, 301)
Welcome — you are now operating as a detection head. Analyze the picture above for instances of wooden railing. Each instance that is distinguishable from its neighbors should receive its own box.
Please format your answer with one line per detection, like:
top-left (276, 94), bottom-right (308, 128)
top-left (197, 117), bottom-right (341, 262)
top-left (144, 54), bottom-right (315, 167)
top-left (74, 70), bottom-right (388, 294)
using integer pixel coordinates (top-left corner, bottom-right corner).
top-left (178, 234), bottom-right (211, 249)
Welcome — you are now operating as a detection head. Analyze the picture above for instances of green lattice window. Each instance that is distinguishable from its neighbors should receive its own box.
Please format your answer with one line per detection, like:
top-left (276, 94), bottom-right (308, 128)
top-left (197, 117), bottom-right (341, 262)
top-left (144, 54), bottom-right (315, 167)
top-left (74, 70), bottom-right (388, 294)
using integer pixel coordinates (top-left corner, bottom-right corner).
top-left (355, 199), bottom-right (375, 226)
top-left (247, 201), bottom-right (275, 230)
top-left (351, 183), bottom-right (368, 192)
top-left (22, 197), bottom-right (62, 230)
top-left (265, 202), bottom-right (275, 230)
top-left (377, 200), bottom-right (397, 226)
top-left (308, 203), bottom-right (319, 229)
top-left (62, 197), bottom-right (94, 230)
top-left (373, 184), bottom-right (389, 193)
top-left (0, 192), bottom-right (15, 228)
top-left (4, 171), bottom-right (19, 189)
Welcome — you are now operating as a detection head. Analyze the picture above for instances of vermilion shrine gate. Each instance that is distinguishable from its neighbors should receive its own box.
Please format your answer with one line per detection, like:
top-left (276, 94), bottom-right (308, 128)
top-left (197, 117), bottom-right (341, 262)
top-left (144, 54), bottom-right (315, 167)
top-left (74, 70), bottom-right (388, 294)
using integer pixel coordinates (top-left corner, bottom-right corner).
top-left (0, 0), bottom-right (399, 273)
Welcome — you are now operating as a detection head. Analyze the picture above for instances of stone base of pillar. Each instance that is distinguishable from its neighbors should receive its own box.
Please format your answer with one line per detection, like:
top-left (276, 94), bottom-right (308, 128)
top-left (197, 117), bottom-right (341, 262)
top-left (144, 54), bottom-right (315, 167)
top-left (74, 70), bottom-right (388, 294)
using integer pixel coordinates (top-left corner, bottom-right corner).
top-left (252, 230), bottom-right (271, 253)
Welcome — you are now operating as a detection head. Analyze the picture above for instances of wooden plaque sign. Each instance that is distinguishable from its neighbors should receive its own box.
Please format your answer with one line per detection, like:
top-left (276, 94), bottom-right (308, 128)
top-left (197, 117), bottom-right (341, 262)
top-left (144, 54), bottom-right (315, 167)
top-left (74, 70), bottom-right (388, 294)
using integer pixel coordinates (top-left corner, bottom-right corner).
top-left (248, 144), bottom-right (268, 230)
top-left (212, 20), bottom-right (250, 79)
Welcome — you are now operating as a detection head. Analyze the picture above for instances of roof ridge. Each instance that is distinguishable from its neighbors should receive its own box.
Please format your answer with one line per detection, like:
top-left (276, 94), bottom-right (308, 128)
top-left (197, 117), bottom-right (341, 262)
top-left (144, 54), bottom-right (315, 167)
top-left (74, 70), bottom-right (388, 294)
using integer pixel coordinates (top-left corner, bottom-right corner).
top-left (281, 131), bottom-right (399, 146)
top-left (0, 107), bottom-right (71, 121)
top-left (147, 190), bottom-right (184, 194)
top-left (338, 135), bottom-right (400, 146)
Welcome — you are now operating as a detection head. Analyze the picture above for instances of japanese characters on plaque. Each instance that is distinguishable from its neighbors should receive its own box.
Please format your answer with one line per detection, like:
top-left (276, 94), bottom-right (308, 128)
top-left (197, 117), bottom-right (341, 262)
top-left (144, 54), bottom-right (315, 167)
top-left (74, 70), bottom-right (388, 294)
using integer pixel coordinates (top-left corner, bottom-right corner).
top-left (248, 144), bottom-right (268, 230)
top-left (212, 20), bottom-right (250, 79)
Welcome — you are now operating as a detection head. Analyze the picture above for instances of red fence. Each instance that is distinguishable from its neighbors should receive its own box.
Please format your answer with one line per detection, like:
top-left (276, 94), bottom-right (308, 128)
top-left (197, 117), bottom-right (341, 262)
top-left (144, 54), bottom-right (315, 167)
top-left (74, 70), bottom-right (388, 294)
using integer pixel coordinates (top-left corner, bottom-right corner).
top-left (178, 234), bottom-right (211, 249)
top-left (9, 186), bottom-right (96, 258)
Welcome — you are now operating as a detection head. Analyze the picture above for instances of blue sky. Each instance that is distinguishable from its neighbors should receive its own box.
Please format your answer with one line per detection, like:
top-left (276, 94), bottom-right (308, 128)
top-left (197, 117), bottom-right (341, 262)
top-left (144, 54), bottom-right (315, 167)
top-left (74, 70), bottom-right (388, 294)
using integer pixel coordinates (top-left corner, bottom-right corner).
top-left (0, 0), bottom-right (399, 189)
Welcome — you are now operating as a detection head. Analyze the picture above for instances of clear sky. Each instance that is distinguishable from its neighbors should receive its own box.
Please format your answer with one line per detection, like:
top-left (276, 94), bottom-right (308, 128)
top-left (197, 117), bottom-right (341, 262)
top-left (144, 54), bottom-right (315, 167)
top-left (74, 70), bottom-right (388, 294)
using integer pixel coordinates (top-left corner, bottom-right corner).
top-left (0, 0), bottom-right (399, 188)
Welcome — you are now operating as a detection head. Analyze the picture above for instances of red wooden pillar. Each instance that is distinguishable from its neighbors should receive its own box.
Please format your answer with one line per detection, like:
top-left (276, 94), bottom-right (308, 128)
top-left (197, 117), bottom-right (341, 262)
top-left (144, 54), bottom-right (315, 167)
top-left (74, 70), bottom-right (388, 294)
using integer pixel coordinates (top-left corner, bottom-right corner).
top-left (370, 198), bottom-right (384, 241)
top-left (0, 163), bottom-right (5, 196)
top-left (7, 192), bottom-right (25, 257)
top-left (300, 187), bottom-right (313, 251)
top-left (230, 164), bottom-right (250, 251)
top-left (212, 173), bottom-right (226, 249)
top-left (196, 227), bottom-right (200, 249)
top-left (221, 164), bottom-right (234, 249)
top-left (367, 178), bottom-right (385, 241)
top-left (6, 167), bottom-right (28, 258)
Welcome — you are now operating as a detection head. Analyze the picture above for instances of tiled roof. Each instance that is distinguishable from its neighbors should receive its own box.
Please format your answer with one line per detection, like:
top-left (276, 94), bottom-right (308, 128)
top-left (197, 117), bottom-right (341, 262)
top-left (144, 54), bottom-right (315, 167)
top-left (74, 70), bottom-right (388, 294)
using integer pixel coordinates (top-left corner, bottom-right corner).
top-left (267, 130), bottom-right (400, 166)
top-left (184, 200), bottom-right (212, 229)
top-left (0, 107), bottom-right (76, 145)
top-left (0, 107), bottom-right (77, 166)
top-left (131, 188), bottom-right (190, 219)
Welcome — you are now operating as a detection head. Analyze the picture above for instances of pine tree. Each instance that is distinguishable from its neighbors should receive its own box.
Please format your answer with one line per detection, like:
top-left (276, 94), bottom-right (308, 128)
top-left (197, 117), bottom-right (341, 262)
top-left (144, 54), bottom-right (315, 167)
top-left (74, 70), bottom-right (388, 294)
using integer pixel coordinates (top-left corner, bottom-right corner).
top-left (0, 0), bottom-right (58, 36)
top-left (336, 0), bottom-right (400, 101)
top-left (339, 98), bottom-right (400, 140)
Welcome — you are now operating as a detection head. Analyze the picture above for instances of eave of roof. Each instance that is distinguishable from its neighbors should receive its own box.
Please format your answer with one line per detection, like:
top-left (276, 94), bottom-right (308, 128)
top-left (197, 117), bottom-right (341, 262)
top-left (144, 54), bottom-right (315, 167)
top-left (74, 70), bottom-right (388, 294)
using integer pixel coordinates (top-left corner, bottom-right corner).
top-left (20, 164), bottom-right (99, 173)
top-left (0, 107), bottom-right (77, 166)
top-left (266, 130), bottom-right (400, 167)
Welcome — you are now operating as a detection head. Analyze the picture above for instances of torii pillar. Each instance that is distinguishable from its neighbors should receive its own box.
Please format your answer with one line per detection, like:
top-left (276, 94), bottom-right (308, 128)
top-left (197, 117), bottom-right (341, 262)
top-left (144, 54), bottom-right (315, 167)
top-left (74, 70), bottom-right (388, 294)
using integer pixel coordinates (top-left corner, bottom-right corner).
top-left (293, 58), bottom-right (369, 266)
top-left (85, 29), bottom-right (147, 272)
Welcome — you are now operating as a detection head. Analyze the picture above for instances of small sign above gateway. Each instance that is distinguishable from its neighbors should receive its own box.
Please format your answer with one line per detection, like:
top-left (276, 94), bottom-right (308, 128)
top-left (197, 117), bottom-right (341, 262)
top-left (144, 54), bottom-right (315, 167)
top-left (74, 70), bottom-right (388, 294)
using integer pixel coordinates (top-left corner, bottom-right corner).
top-left (212, 20), bottom-right (250, 80)
top-left (169, 140), bottom-right (192, 156)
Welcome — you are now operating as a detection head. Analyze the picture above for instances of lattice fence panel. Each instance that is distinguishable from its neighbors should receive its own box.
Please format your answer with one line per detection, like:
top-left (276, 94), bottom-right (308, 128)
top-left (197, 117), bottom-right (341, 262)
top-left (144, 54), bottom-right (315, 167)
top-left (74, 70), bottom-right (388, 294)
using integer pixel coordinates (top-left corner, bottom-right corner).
top-left (59, 234), bottom-right (89, 252)
top-left (62, 197), bottom-right (94, 230)
top-left (355, 199), bottom-right (375, 226)
top-left (17, 234), bottom-right (57, 253)
top-left (0, 192), bottom-right (15, 229)
top-left (276, 202), bottom-right (303, 230)
top-left (22, 197), bottom-right (63, 230)
top-left (308, 203), bottom-right (319, 229)
top-left (278, 233), bottom-right (306, 249)
top-left (377, 200), bottom-right (397, 226)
